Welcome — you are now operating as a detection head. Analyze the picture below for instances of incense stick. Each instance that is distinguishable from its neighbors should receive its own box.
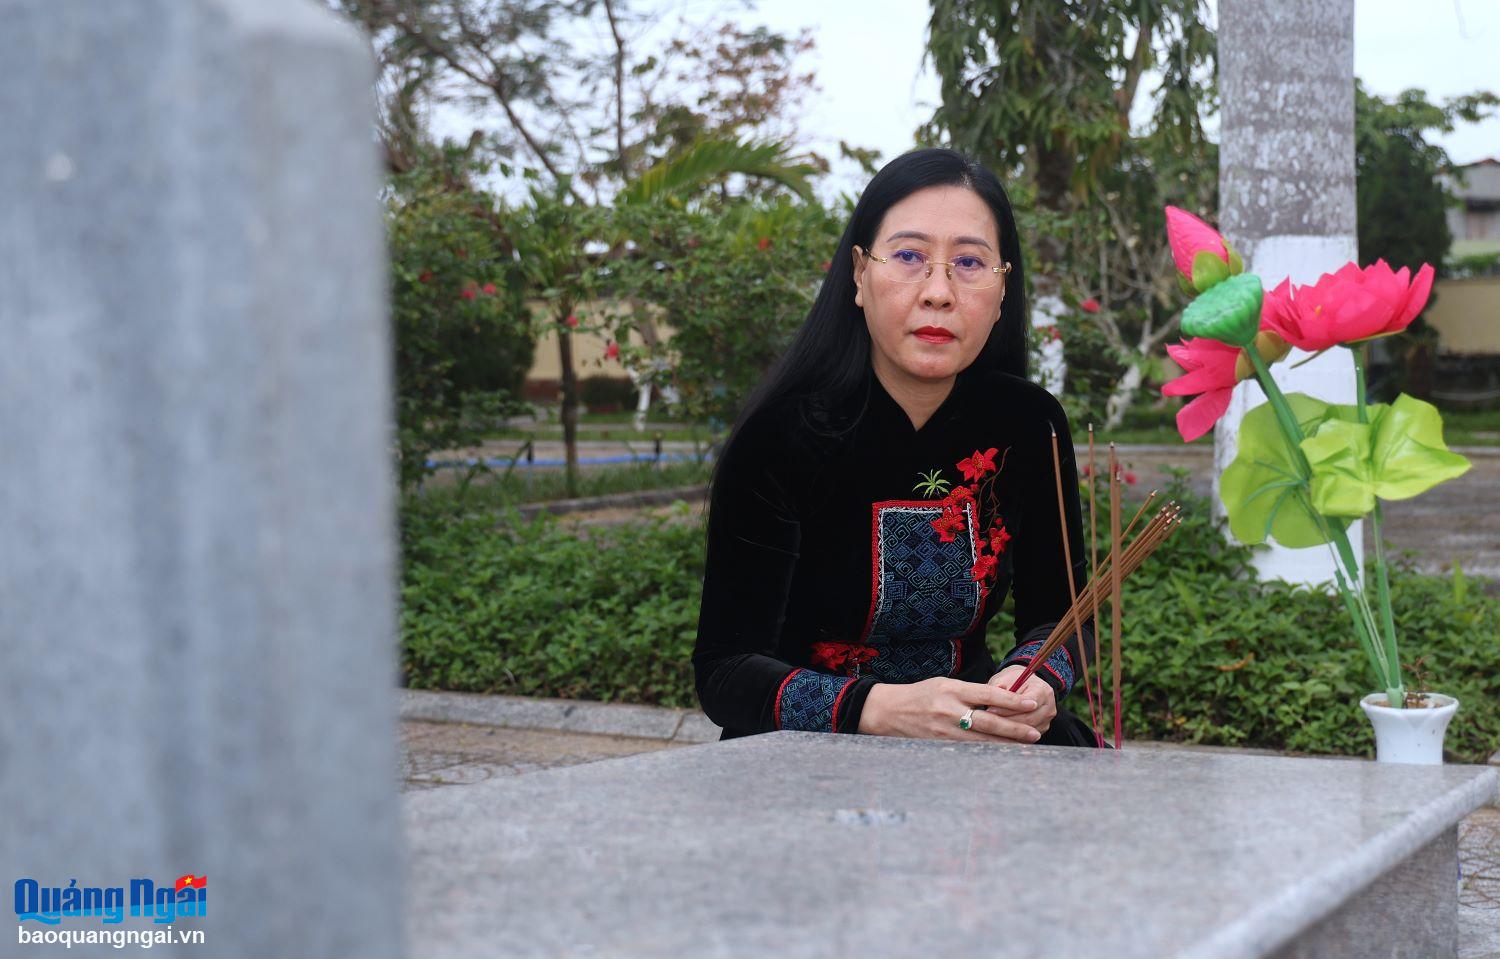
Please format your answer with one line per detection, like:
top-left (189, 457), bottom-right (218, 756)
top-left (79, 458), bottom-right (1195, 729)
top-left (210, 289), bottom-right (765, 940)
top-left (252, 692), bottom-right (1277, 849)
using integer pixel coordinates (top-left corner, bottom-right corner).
top-left (1088, 425), bottom-right (1104, 745)
top-left (1110, 445), bottom-right (1123, 748)
top-left (1049, 423), bottom-right (1101, 743)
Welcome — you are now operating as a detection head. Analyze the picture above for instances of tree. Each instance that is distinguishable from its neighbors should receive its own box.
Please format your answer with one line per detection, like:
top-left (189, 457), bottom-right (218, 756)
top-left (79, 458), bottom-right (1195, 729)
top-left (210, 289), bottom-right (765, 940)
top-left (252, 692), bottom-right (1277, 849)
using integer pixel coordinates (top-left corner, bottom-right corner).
top-left (1354, 81), bottom-right (1497, 399)
top-left (387, 157), bottom-right (533, 492)
top-left (921, 1), bottom-right (1217, 427)
top-left (606, 195), bottom-right (844, 429)
top-left (335, 0), bottom-right (839, 490)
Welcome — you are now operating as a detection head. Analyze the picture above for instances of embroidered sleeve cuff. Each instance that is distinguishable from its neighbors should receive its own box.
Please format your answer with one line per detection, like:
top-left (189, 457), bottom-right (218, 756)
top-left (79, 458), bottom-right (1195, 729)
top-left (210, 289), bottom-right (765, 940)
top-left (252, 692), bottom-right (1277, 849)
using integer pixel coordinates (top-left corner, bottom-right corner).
top-left (773, 669), bottom-right (860, 733)
top-left (999, 640), bottom-right (1075, 699)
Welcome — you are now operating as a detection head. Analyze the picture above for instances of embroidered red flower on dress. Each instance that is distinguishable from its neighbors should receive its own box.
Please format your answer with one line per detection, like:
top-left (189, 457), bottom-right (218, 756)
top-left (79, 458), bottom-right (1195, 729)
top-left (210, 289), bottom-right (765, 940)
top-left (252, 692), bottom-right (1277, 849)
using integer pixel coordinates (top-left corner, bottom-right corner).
top-left (957, 447), bottom-right (999, 481)
top-left (930, 511), bottom-right (966, 542)
top-left (810, 641), bottom-right (880, 675)
top-left (971, 553), bottom-right (999, 582)
top-left (989, 526), bottom-right (1011, 554)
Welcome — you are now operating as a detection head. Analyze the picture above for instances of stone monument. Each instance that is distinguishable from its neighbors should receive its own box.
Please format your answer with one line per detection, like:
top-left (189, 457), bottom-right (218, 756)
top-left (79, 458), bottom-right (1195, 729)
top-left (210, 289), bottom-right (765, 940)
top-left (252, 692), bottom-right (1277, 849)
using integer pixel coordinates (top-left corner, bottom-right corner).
top-left (0, 2), bottom-right (404, 955)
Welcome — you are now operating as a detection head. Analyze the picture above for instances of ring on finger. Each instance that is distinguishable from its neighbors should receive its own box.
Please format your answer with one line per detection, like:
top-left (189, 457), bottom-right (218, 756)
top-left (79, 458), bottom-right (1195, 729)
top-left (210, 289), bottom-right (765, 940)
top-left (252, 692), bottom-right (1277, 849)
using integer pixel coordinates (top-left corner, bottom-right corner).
top-left (957, 707), bottom-right (975, 731)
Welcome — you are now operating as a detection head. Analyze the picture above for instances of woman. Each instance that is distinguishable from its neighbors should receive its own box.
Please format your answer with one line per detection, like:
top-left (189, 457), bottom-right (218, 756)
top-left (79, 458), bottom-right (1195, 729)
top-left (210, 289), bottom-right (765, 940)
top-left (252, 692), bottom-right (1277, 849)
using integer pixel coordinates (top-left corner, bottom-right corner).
top-left (691, 147), bottom-right (1100, 746)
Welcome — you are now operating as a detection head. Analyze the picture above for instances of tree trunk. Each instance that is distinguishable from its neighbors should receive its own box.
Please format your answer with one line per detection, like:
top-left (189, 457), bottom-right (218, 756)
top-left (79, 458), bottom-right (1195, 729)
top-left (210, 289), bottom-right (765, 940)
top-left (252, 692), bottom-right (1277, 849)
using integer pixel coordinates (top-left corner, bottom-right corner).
top-left (1217, 0), bottom-right (1361, 588)
top-left (1103, 363), bottom-right (1143, 430)
top-left (556, 306), bottom-right (581, 498)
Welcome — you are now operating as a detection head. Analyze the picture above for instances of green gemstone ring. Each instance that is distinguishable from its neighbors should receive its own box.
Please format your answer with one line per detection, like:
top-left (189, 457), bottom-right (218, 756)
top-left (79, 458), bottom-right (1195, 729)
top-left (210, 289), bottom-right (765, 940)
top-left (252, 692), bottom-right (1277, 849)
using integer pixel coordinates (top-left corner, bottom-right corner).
top-left (957, 708), bottom-right (975, 731)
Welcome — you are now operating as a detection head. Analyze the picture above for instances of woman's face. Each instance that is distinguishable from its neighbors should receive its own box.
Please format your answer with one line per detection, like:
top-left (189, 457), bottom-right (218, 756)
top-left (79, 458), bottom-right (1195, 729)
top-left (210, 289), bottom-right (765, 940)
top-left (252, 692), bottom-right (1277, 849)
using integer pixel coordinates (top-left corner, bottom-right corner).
top-left (851, 184), bottom-right (1006, 388)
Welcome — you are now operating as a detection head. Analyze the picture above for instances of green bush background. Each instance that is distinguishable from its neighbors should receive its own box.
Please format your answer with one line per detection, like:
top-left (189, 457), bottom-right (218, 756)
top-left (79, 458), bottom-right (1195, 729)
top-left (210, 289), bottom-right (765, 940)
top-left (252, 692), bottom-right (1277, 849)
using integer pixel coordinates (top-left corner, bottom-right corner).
top-left (400, 474), bottom-right (1500, 763)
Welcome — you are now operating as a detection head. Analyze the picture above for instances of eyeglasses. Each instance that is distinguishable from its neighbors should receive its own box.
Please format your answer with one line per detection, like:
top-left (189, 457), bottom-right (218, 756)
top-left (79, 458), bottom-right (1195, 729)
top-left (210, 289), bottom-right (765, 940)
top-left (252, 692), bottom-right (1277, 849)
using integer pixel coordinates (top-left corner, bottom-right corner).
top-left (856, 245), bottom-right (1012, 292)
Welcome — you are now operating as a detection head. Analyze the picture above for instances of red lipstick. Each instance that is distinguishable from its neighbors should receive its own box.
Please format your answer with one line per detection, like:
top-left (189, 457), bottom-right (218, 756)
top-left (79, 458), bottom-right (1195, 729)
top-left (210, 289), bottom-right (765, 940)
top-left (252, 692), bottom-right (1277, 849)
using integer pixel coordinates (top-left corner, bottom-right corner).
top-left (913, 326), bottom-right (956, 343)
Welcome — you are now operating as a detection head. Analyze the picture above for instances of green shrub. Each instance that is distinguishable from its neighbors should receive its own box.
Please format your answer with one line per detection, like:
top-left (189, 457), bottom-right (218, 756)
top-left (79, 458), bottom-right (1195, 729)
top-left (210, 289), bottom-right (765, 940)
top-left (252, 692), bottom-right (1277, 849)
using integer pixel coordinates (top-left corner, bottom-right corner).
top-left (400, 470), bottom-right (1500, 762)
top-left (401, 502), bottom-right (705, 706)
top-left (579, 375), bottom-right (637, 413)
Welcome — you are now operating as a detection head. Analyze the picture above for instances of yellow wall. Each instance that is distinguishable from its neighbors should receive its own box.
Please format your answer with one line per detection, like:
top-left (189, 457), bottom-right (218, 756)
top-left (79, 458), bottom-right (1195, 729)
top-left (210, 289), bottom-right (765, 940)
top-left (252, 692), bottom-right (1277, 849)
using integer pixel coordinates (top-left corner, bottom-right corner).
top-left (525, 298), bottom-right (674, 380)
top-left (1427, 277), bottom-right (1500, 355)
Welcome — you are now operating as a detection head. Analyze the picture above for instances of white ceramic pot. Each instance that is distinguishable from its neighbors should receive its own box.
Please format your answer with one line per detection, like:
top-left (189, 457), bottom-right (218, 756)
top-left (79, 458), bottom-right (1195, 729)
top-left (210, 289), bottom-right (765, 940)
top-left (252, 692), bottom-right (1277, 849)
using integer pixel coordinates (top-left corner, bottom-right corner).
top-left (1359, 692), bottom-right (1459, 765)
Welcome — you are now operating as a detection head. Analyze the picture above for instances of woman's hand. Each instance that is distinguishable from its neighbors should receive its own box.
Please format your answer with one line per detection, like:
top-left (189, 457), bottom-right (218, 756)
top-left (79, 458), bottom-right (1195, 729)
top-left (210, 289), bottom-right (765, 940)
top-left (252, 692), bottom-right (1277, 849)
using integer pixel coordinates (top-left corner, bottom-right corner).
top-left (858, 678), bottom-right (1043, 742)
top-left (986, 665), bottom-right (1057, 735)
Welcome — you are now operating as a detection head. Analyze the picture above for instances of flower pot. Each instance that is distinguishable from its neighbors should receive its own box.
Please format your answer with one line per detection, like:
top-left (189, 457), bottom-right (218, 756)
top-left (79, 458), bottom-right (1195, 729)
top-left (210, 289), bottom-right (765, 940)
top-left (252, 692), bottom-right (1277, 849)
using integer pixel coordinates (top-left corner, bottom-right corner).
top-left (1359, 692), bottom-right (1458, 765)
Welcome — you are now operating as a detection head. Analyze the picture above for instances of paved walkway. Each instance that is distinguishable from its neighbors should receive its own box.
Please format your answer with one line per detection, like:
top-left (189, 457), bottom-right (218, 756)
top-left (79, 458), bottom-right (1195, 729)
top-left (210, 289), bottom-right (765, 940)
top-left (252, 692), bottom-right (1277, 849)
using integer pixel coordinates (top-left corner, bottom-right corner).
top-left (397, 691), bottom-right (1500, 957)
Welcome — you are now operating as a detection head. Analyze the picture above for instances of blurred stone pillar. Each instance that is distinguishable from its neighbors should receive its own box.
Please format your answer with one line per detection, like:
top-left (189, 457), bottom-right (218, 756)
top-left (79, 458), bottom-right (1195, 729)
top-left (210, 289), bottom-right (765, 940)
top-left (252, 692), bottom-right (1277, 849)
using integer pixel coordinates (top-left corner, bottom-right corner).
top-left (1217, 0), bottom-right (1364, 587)
top-left (0, 1), bottom-right (404, 955)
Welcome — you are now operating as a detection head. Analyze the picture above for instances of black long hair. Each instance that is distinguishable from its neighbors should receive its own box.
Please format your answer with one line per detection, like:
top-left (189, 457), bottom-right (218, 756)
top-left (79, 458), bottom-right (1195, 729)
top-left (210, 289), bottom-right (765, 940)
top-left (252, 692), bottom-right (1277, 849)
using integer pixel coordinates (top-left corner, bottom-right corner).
top-left (709, 148), bottom-right (1030, 495)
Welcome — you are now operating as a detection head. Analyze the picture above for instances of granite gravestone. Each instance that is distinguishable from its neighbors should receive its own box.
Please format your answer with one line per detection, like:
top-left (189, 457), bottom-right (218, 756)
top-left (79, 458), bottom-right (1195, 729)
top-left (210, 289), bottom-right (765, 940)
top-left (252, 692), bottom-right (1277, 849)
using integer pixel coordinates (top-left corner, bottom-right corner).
top-left (0, 2), bottom-right (403, 955)
top-left (404, 732), bottom-right (1498, 959)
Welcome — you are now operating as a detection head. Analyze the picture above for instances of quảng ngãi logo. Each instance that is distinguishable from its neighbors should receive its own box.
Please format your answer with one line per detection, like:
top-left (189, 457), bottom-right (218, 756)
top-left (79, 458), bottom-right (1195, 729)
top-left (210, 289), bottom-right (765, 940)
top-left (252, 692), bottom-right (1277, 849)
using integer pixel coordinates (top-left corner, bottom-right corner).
top-left (14, 874), bottom-right (206, 925)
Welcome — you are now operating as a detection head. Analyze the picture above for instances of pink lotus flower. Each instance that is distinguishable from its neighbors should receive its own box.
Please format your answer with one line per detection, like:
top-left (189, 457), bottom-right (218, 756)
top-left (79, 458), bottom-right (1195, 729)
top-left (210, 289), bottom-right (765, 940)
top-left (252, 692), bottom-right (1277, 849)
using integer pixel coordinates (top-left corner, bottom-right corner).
top-left (1260, 260), bottom-right (1435, 352)
top-left (1165, 206), bottom-right (1229, 281)
top-left (1161, 337), bottom-right (1242, 442)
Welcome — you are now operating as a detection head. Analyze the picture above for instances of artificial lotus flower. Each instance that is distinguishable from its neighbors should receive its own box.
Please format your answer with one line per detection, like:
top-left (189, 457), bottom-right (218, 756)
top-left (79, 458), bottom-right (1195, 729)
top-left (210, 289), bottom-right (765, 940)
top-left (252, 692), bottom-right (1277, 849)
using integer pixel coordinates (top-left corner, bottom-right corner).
top-left (1165, 206), bottom-right (1244, 293)
top-left (1160, 331), bottom-right (1292, 443)
top-left (1161, 338), bottom-right (1240, 443)
top-left (1261, 260), bottom-right (1435, 353)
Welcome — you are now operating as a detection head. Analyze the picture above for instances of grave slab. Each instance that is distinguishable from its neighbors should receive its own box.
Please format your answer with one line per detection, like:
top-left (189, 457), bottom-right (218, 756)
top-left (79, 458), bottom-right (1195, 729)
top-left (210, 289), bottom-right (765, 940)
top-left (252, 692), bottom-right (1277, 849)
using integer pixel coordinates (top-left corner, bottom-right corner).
top-left (404, 731), bottom-right (1498, 959)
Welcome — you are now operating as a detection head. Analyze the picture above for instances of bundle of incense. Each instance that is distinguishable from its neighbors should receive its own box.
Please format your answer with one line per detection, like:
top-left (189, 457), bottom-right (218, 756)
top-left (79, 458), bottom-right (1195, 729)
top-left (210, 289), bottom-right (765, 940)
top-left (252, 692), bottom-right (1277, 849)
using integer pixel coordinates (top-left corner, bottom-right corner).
top-left (1004, 471), bottom-right (1183, 716)
top-left (1005, 497), bottom-right (1182, 691)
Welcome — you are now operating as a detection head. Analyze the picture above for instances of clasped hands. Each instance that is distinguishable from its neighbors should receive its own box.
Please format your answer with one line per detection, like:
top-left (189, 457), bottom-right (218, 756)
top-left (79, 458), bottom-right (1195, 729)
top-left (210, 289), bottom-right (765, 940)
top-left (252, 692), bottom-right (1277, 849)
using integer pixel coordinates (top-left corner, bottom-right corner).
top-left (857, 663), bottom-right (1057, 742)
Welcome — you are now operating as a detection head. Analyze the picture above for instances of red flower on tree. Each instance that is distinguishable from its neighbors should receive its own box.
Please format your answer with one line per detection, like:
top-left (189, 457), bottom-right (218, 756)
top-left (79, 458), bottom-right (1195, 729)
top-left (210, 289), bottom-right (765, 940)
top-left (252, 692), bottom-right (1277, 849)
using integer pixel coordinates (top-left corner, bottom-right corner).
top-left (1080, 298), bottom-right (1101, 313)
top-left (459, 288), bottom-right (477, 301)
top-left (481, 282), bottom-right (498, 295)
top-left (604, 341), bottom-right (620, 361)
top-left (564, 314), bottom-right (580, 328)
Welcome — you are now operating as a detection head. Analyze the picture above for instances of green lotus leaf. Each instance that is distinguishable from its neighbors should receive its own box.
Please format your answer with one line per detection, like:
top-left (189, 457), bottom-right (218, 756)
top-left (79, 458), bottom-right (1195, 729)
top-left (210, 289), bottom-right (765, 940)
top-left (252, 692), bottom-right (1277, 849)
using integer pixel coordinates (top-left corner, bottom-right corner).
top-left (1369, 394), bottom-right (1472, 500)
top-left (1180, 273), bottom-right (1263, 347)
top-left (1301, 418), bottom-right (1376, 517)
top-left (1221, 392), bottom-right (1353, 547)
top-left (1190, 248), bottom-right (1230, 293)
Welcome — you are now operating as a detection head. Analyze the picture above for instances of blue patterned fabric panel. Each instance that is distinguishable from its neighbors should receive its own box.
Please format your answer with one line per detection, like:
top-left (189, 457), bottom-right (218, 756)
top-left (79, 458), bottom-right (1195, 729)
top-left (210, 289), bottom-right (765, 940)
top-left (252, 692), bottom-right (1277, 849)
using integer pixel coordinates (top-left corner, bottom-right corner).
top-left (776, 669), bottom-right (855, 732)
top-left (863, 502), bottom-right (980, 681)
top-left (1001, 640), bottom-right (1075, 694)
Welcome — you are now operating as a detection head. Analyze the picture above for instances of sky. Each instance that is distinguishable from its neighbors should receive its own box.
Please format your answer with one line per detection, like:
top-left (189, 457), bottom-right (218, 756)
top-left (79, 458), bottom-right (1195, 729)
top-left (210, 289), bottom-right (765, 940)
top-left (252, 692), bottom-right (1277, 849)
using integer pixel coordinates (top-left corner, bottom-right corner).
top-left (739, 0), bottom-right (1500, 199)
top-left (439, 0), bottom-right (1500, 203)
